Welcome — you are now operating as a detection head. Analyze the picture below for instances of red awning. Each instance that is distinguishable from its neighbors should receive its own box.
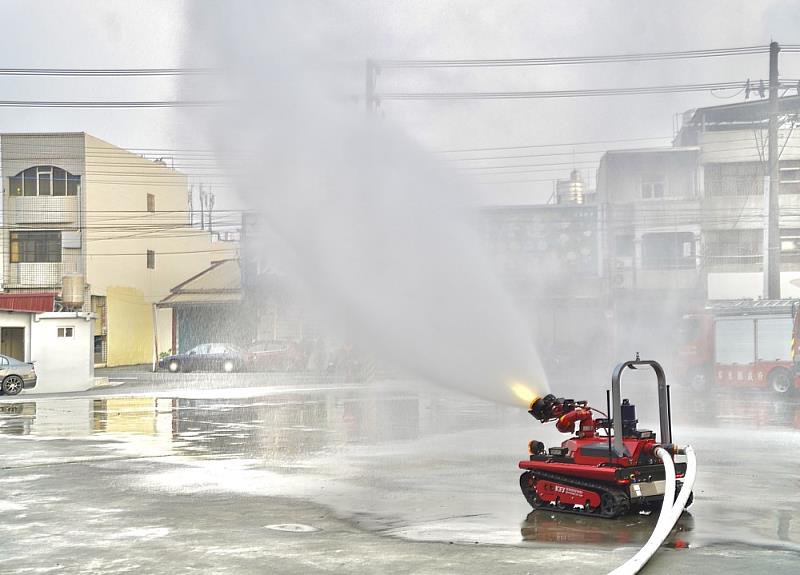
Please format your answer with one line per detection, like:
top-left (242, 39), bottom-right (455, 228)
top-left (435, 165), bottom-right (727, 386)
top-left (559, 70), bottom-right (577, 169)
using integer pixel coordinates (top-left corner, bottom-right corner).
top-left (0, 292), bottom-right (56, 313)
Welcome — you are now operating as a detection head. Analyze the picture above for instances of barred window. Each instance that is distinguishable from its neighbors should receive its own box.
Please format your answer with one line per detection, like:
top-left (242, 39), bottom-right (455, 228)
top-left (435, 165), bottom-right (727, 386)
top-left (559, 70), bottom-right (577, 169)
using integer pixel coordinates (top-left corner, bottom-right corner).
top-left (705, 229), bottom-right (762, 265)
top-left (8, 166), bottom-right (80, 197)
top-left (146, 250), bottom-right (155, 269)
top-left (9, 231), bottom-right (62, 263)
top-left (704, 162), bottom-right (763, 197)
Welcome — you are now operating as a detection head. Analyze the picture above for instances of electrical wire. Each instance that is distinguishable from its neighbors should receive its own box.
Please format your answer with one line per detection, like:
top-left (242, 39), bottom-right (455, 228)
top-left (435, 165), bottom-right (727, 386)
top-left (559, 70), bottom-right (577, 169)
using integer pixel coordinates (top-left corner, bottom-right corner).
top-left (377, 81), bottom-right (785, 101)
top-left (376, 45), bottom-right (769, 68)
top-left (0, 68), bottom-right (214, 77)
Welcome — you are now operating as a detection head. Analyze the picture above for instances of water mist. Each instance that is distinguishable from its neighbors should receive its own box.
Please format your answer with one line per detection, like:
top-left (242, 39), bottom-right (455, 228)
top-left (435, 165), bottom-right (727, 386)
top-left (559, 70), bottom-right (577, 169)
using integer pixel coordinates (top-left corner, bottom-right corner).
top-left (184, 1), bottom-right (548, 406)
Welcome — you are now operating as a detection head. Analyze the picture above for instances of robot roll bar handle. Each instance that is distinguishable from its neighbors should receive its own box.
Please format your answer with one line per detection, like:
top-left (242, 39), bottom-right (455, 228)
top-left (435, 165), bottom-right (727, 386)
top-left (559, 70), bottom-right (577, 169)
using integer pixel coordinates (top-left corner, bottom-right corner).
top-left (611, 358), bottom-right (671, 457)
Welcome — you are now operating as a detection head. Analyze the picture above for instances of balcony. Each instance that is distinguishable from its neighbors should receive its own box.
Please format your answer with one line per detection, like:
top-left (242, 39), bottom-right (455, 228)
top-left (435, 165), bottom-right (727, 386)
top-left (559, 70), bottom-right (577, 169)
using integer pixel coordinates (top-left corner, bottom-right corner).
top-left (5, 195), bottom-right (80, 226)
top-left (4, 257), bottom-right (82, 289)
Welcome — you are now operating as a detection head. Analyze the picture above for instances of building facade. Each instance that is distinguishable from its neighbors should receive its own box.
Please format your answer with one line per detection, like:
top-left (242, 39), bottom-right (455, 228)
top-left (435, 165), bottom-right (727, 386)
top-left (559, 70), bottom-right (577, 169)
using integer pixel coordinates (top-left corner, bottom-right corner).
top-left (677, 95), bottom-right (800, 299)
top-left (1, 132), bottom-right (236, 366)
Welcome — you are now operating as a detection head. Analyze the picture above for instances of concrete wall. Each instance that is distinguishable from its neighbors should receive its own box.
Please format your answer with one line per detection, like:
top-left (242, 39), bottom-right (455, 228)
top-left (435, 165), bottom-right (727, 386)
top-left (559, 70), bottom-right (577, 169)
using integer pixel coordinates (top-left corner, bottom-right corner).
top-left (83, 134), bottom-right (235, 302)
top-left (82, 135), bottom-right (236, 362)
top-left (698, 127), bottom-right (800, 164)
top-left (597, 149), bottom-right (699, 204)
top-left (708, 271), bottom-right (800, 300)
top-left (29, 312), bottom-right (94, 393)
top-left (106, 286), bottom-right (154, 366)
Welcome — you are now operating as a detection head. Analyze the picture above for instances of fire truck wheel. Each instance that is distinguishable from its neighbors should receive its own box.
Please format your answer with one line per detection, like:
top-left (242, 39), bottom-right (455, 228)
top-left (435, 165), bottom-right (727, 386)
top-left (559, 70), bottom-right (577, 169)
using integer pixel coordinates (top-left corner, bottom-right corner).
top-left (768, 368), bottom-right (793, 395)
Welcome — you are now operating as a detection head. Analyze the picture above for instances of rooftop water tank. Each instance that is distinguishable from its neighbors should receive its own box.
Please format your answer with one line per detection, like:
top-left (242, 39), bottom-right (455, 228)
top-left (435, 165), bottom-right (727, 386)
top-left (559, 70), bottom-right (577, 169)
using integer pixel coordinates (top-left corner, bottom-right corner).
top-left (61, 274), bottom-right (85, 309)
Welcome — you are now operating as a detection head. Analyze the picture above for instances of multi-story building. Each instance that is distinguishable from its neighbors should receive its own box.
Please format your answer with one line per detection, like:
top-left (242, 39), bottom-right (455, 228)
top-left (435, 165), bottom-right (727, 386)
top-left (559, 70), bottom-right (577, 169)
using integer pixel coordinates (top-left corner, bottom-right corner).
top-left (596, 146), bottom-right (702, 295)
top-left (597, 95), bottom-right (800, 302)
top-left (677, 94), bottom-right (800, 299)
top-left (592, 95), bottom-right (800, 364)
top-left (1, 132), bottom-right (236, 366)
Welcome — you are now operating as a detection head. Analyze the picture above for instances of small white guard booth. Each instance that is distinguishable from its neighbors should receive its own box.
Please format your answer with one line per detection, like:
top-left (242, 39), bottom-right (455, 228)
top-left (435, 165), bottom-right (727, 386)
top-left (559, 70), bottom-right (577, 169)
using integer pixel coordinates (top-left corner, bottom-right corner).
top-left (28, 312), bottom-right (96, 393)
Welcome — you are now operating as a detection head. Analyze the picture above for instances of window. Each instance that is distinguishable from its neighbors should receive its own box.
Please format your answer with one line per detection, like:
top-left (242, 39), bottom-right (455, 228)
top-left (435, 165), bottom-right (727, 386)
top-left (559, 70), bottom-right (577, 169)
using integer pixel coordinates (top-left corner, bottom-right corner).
top-left (641, 175), bottom-right (665, 200)
top-left (705, 162), bottom-right (763, 197)
top-left (781, 228), bottom-right (800, 263)
top-left (8, 166), bottom-right (80, 197)
top-left (57, 327), bottom-right (74, 338)
top-left (147, 193), bottom-right (155, 212)
top-left (715, 319), bottom-right (755, 364)
top-left (641, 232), bottom-right (695, 269)
top-left (705, 229), bottom-right (762, 266)
top-left (23, 167), bottom-right (37, 196)
top-left (53, 167), bottom-right (66, 196)
top-left (9, 231), bottom-right (62, 263)
top-left (146, 250), bottom-right (155, 269)
top-left (37, 167), bottom-right (51, 195)
top-left (780, 160), bottom-right (800, 194)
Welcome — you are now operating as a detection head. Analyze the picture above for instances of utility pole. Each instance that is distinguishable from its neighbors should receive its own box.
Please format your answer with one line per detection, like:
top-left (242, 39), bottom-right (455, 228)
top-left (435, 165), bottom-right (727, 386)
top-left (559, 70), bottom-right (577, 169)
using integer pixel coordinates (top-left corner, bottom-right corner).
top-left (765, 41), bottom-right (781, 299)
top-left (188, 185), bottom-right (194, 227)
top-left (365, 59), bottom-right (378, 113)
top-left (207, 192), bottom-right (215, 234)
top-left (199, 184), bottom-right (206, 231)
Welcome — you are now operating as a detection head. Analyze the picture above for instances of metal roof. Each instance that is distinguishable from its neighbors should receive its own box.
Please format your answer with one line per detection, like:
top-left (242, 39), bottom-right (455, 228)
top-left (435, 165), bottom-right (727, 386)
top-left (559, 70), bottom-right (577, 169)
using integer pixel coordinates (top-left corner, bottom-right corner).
top-left (708, 298), bottom-right (798, 317)
top-left (159, 259), bottom-right (242, 307)
top-left (0, 292), bottom-right (56, 313)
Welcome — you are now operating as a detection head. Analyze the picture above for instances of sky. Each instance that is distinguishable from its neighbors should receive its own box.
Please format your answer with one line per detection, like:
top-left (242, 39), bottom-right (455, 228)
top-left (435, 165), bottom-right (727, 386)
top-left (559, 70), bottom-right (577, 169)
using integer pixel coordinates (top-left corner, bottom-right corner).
top-left (0, 0), bottom-right (798, 205)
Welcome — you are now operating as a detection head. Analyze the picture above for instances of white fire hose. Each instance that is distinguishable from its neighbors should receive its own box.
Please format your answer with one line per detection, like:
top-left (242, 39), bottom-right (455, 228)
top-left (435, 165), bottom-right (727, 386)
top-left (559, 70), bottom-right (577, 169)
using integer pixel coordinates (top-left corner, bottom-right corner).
top-left (608, 445), bottom-right (697, 575)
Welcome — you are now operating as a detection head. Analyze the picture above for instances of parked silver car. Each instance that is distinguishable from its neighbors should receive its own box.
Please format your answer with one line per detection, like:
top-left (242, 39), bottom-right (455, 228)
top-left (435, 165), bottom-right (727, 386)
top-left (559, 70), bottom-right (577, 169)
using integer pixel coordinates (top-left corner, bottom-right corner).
top-left (0, 355), bottom-right (37, 396)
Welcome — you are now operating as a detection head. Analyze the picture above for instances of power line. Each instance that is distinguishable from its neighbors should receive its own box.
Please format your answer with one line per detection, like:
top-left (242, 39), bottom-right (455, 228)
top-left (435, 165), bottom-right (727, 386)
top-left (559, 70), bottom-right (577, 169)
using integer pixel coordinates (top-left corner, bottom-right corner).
top-left (0, 100), bottom-right (219, 108)
top-left (378, 81), bottom-right (779, 101)
top-left (436, 135), bottom-right (673, 154)
top-left (85, 248), bottom-right (238, 257)
top-left (0, 68), bottom-right (214, 77)
top-left (376, 45), bottom-right (770, 68)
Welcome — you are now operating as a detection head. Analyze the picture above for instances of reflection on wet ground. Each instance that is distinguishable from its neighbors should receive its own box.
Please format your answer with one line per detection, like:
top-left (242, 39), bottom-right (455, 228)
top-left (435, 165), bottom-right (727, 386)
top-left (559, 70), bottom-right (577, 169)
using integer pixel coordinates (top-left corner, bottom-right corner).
top-left (521, 509), bottom-right (694, 546)
top-left (0, 386), bottom-right (514, 462)
top-left (1, 382), bottom-right (799, 553)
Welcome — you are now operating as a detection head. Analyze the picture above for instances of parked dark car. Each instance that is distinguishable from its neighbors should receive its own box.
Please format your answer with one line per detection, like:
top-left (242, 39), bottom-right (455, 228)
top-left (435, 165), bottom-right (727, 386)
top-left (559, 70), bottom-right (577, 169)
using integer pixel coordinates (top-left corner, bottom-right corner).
top-left (248, 341), bottom-right (308, 372)
top-left (158, 343), bottom-right (247, 373)
top-left (0, 355), bottom-right (37, 395)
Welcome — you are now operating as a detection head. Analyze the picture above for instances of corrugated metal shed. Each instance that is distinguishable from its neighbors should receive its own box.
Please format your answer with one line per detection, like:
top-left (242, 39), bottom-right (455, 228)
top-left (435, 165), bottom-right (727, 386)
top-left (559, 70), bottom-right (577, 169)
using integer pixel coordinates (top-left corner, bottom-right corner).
top-left (0, 292), bottom-right (56, 313)
top-left (159, 260), bottom-right (242, 307)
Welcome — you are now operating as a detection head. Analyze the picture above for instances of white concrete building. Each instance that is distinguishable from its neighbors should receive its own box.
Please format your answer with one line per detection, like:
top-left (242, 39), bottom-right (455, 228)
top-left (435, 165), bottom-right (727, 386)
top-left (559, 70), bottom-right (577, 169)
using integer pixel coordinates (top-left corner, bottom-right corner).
top-left (0, 309), bottom-right (95, 393)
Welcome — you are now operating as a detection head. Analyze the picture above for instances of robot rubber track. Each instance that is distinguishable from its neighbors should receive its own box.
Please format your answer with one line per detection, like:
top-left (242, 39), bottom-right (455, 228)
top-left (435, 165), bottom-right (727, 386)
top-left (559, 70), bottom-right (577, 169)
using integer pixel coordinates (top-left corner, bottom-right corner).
top-left (520, 469), bottom-right (630, 518)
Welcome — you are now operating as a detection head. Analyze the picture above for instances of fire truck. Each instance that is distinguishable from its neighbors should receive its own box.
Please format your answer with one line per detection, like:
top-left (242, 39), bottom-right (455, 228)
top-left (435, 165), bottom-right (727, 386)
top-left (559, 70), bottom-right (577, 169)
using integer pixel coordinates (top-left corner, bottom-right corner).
top-left (676, 299), bottom-right (800, 394)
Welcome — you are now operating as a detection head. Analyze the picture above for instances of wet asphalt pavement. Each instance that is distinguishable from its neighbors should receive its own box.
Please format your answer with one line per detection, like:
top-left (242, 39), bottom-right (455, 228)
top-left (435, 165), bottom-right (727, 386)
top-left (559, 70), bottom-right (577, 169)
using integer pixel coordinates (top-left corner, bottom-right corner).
top-left (0, 370), bottom-right (799, 574)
